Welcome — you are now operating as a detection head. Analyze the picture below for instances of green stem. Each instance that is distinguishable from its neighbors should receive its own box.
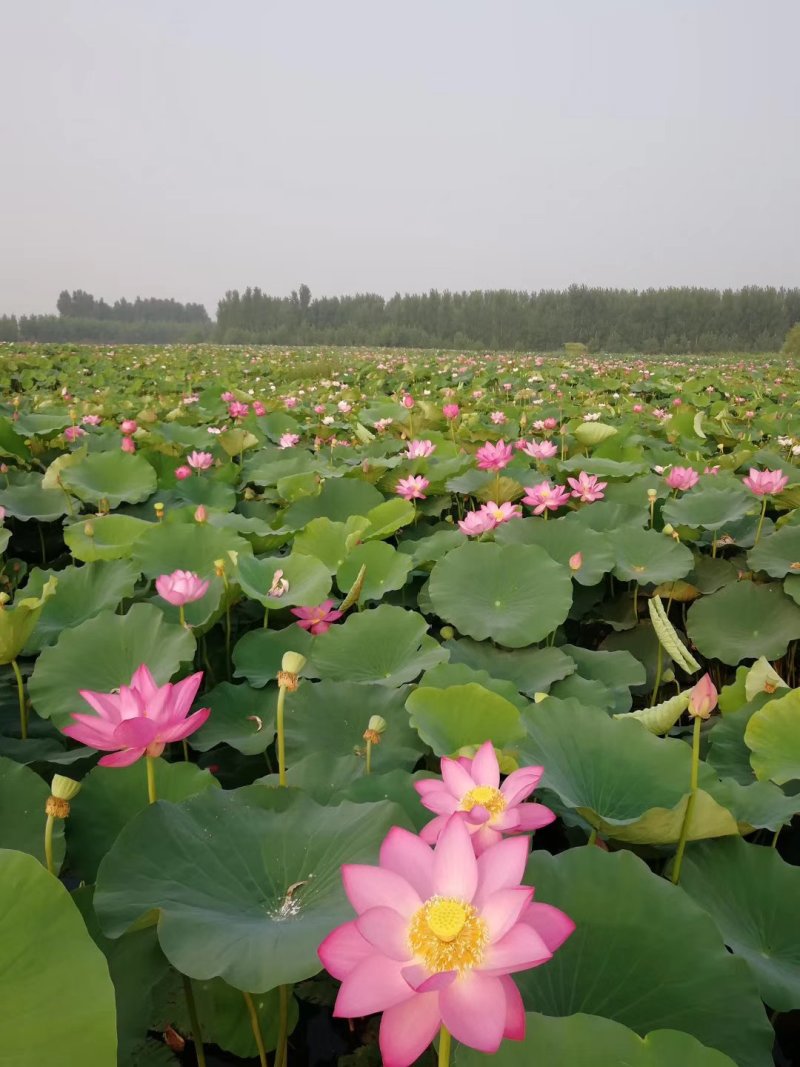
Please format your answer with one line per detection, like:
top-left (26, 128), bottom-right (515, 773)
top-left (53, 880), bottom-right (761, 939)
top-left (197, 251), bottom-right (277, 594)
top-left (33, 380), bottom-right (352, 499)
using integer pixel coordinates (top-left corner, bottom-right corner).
top-left (650, 642), bottom-right (663, 707)
top-left (146, 755), bottom-right (158, 804)
top-left (263, 606), bottom-right (270, 629)
top-left (365, 739), bottom-right (373, 775)
top-left (277, 684), bottom-right (288, 786)
top-left (44, 813), bottom-right (56, 875)
top-left (242, 991), bottom-right (269, 1067)
top-left (587, 827), bottom-right (598, 847)
top-left (179, 604), bottom-right (186, 628)
top-left (182, 974), bottom-right (207, 1067)
top-left (438, 1025), bottom-right (452, 1067)
top-left (672, 715), bottom-right (702, 885)
top-left (754, 496), bottom-right (768, 546)
top-left (38, 524), bottom-right (47, 566)
top-left (771, 826), bottom-right (781, 850)
top-left (275, 985), bottom-right (290, 1067)
top-left (633, 584), bottom-right (639, 621)
top-left (11, 659), bottom-right (27, 739)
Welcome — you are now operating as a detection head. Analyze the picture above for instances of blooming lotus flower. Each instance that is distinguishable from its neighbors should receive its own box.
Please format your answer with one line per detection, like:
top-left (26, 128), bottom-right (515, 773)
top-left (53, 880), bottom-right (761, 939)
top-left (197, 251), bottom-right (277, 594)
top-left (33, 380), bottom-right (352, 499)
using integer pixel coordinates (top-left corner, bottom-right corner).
top-left (743, 468), bottom-right (788, 496)
top-left (479, 501), bottom-right (521, 525)
top-left (291, 600), bottom-right (343, 635)
top-left (253, 401), bottom-right (266, 416)
top-left (284, 396), bottom-right (298, 409)
top-left (703, 465), bottom-right (720, 475)
top-left (61, 665), bottom-right (210, 767)
top-left (269, 569), bottom-right (289, 598)
top-left (228, 401), bottom-right (249, 419)
top-left (490, 411), bottom-right (507, 425)
top-left (458, 510), bottom-right (497, 536)
top-left (522, 481), bottom-right (570, 515)
top-left (516, 439), bottom-right (557, 460)
top-left (567, 472), bottom-right (607, 503)
top-left (338, 401), bottom-right (352, 414)
top-left (415, 741), bottom-right (554, 853)
top-left (443, 404), bottom-right (460, 420)
top-left (665, 467), bottom-right (699, 491)
top-left (542, 417), bottom-right (558, 431)
top-left (221, 391), bottom-right (236, 402)
top-left (279, 433), bottom-right (300, 449)
top-left (187, 450), bottom-right (214, 470)
top-left (396, 476), bottom-right (429, 501)
top-left (155, 570), bottom-right (210, 606)
top-left (405, 440), bottom-right (436, 459)
top-left (318, 817), bottom-right (574, 1065)
top-left (64, 426), bottom-right (86, 443)
top-left (476, 441), bottom-right (513, 472)
top-left (175, 465), bottom-right (192, 480)
top-left (81, 414), bottom-right (102, 426)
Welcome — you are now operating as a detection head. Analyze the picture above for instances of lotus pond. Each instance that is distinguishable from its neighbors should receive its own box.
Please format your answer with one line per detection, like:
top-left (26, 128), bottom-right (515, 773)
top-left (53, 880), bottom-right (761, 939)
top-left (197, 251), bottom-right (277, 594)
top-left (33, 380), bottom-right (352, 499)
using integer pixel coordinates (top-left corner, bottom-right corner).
top-left (1, 342), bottom-right (800, 1067)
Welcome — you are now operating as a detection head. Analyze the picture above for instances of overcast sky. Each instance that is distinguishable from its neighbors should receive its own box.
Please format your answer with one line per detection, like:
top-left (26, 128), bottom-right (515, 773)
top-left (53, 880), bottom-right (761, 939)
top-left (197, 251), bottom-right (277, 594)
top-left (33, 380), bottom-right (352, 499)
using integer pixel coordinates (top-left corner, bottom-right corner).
top-left (2, 0), bottom-right (799, 317)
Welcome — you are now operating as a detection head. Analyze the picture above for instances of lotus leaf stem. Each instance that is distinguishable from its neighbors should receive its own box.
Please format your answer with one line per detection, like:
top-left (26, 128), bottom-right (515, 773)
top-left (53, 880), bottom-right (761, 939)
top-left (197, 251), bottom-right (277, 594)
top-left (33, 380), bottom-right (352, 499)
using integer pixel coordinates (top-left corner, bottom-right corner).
top-left (182, 974), bottom-right (207, 1067)
top-left (671, 714), bottom-right (702, 885)
top-left (11, 659), bottom-right (26, 739)
top-left (242, 991), bottom-right (269, 1067)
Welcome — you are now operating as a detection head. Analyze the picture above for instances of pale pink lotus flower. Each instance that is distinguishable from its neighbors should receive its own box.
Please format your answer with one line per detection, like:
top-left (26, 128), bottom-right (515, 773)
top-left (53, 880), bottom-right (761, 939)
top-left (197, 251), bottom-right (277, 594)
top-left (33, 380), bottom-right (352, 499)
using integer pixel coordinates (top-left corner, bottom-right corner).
top-left (443, 404), bottom-right (460, 420)
top-left (279, 433), bottom-right (301, 449)
top-left (743, 468), bottom-right (788, 496)
top-left (490, 411), bottom-right (507, 425)
top-left (291, 600), bottom-right (344, 635)
top-left (688, 673), bottom-right (718, 719)
top-left (476, 440), bottom-right (514, 472)
top-left (81, 414), bottom-right (102, 426)
top-left (652, 408), bottom-right (669, 420)
top-left (314, 404), bottom-right (326, 414)
top-left (0, 506), bottom-right (5, 524)
top-left (194, 505), bottom-right (208, 523)
top-left (401, 394), bottom-right (415, 409)
top-left (672, 397), bottom-right (682, 407)
top-left (517, 439), bottom-right (558, 460)
top-left (415, 741), bottom-right (555, 853)
top-left (228, 401), bottom-right (249, 419)
top-left (120, 435), bottom-right (136, 454)
top-left (120, 419), bottom-right (138, 435)
top-left (406, 440), bottom-right (436, 459)
top-left (632, 403), bottom-right (643, 413)
top-left (479, 501), bottom-right (521, 525)
top-left (252, 401), bottom-right (266, 416)
top-left (458, 510), bottom-right (497, 536)
top-left (269, 569), bottom-right (289, 598)
top-left (569, 552), bottom-right (583, 571)
top-left (522, 481), bottom-right (571, 515)
top-left (567, 472), bottom-right (607, 503)
top-left (665, 467), bottom-right (699, 491)
top-left (187, 450), bottom-right (214, 470)
top-left (221, 391), bottom-right (236, 402)
top-left (542, 417), bottom-right (557, 431)
top-left (703, 465), bottom-right (720, 475)
top-left (64, 426), bottom-right (86, 443)
top-left (175, 465), bottom-right (192, 480)
top-left (396, 476), bottom-right (429, 501)
top-left (284, 396), bottom-right (299, 409)
top-left (318, 817), bottom-right (574, 1065)
top-left (338, 401), bottom-right (352, 414)
top-left (155, 570), bottom-right (210, 606)
top-left (61, 665), bottom-right (210, 767)
top-left (375, 418), bottom-right (394, 432)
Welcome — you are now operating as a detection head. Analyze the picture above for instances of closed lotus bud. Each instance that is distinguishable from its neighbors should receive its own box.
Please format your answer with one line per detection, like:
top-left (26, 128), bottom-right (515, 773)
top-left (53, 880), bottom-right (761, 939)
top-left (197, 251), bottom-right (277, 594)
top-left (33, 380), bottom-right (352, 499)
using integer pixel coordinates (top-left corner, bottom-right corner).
top-left (281, 651), bottom-right (307, 675)
top-left (569, 552), bottom-right (583, 571)
top-left (688, 673), bottom-right (718, 719)
top-left (194, 504), bottom-right (208, 523)
top-left (662, 523), bottom-right (675, 536)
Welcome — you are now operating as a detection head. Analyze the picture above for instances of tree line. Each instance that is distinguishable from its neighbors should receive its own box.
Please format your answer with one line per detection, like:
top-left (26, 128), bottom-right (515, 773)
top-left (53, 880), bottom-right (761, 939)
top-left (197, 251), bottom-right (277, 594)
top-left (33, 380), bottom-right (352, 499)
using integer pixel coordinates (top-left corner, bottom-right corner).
top-left (2, 284), bottom-right (799, 351)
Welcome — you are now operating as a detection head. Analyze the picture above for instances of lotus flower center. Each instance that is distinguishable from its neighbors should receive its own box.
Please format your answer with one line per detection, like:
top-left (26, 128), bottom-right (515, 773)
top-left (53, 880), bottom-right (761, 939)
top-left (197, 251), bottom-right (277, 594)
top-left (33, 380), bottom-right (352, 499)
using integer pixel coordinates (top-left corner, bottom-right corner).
top-left (407, 897), bottom-right (488, 972)
top-left (461, 786), bottom-right (506, 819)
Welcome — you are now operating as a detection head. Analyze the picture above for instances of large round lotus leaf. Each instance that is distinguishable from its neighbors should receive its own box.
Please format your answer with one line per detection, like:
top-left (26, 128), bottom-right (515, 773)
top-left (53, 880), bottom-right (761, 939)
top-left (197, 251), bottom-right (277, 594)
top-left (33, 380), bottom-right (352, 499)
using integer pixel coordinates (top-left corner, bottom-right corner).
top-left (284, 679), bottom-right (424, 771)
top-left (687, 582), bottom-right (800, 665)
top-left (336, 541), bottom-right (412, 603)
top-left (175, 475), bottom-right (237, 512)
top-left (662, 486), bottom-right (754, 531)
top-left (243, 448), bottom-right (320, 487)
top-left (681, 837), bottom-right (800, 1011)
top-left (453, 1013), bottom-right (736, 1067)
top-left (710, 776), bottom-right (798, 834)
top-left (60, 450), bottom-right (157, 506)
top-left (559, 457), bottom-right (646, 478)
top-left (397, 528), bottom-right (464, 566)
top-left (748, 525), bottom-right (800, 578)
top-left (293, 516), bottom-right (370, 572)
top-left (22, 560), bottom-right (140, 652)
top-left (420, 662), bottom-right (527, 709)
top-left (559, 644), bottom-right (646, 713)
top-left (600, 623), bottom-right (670, 690)
top-left (0, 755), bottom-right (65, 869)
top-left (67, 758), bottom-right (218, 883)
top-left (28, 603), bottom-right (196, 726)
top-left (94, 788), bottom-right (406, 993)
top-left (64, 513), bottom-right (153, 562)
top-left (783, 573), bottom-right (800, 606)
top-left (190, 682), bottom-right (277, 755)
top-left (312, 605), bottom-right (447, 686)
top-left (0, 472), bottom-right (69, 521)
top-left (744, 688), bottom-right (800, 784)
top-left (444, 638), bottom-right (576, 696)
top-left (518, 848), bottom-right (772, 1067)
top-left (13, 411), bottom-right (71, 437)
top-left (237, 551), bottom-right (331, 608)
top-left (232, 625), bottom-right (316, 688)
top-left (283, 478), bottom-right (383, 528)
top-left (258, 752), bottom-right (378, 802)
top-left (0, 849), bottom-right (117, 1064)
top-left (495, 518), bottom-right (614, 585)
top-left (360, 497), bottom-right (415, 540)
top-left (572, 421), bottom-right (618, 447)
top-left (406, 683), bottom-right (524, 756)
top-left (429, 542), bottom-right (573, 647)
top-left (563, 499), bottom-right (647, 533)
top-left (612, 527), bottom-right (694, 585)
top-left (0, 527), bottom-right (9, 554)
top-left (133, 521), bottom-right (251, 580)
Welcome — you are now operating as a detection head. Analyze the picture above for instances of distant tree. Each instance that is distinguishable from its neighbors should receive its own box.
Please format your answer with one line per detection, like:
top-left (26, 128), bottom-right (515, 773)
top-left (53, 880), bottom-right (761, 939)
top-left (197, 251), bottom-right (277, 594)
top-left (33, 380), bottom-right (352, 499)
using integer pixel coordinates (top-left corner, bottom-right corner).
top-left (0, 315), bottom-right (18, 341)
top-left (298, 284), bottom-right (311, 314)
top-left (783, 322), bottom-right (800, 359)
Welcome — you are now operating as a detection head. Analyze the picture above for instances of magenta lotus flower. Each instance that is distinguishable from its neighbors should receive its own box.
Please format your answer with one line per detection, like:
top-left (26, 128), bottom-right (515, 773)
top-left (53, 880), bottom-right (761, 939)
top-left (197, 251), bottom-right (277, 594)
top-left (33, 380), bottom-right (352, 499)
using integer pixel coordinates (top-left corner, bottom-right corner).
top-left (742, 468), bottom-right (788, 496)
top-left (279, 432), bottom-right (301, 449)
top-left (187, 450), bottom-right (214, 470)
top-left (401, 394), bottom-right (415, 409)
top-left (291, 600), bottom-right (344, 635)
top-left (443, 404), bottom-right (460, 420)
top-left (517, 439), bottom-right (558, 460)
top-left (476, 440), bottom-right (513, 472)
top-left (522, 481), bottom-right (571, 515)
top-left (81, 414), bottom-right (102, 426)
top-left (175, 465), bottom-right (192, 480)
top-left (665, 467), bottom-right (699, 491)
top-left (567, 472), bottom-right (607, 503)
top-left (490, 411), bottom-right (506, 425)
top-left (155, 569), bottom-right (210, 607)
top-left (405, 440), bottom-right (436, 459)
top-left (415, 741), bottom-right (555, 853)
top-left (253, 401), bottom-right (266, 416)
top-left (64, 426), bottom-right (86, 443)
top-left (396, 476), bottom-right (429, 501)
top-left (318, 817), bottom-right (574, 1065)
top-left (228, 401), bottom-right (249, 419)
top-left (458, 509), bottom-right (497, 536)
top-left (61, 665), bottom-right (210, 767)
top-left (120, 435), bottom-right (136, 454)
top-left (120, 419), bottom-right (138, 435)
top-left (479, 501), bottom-right (521, 525)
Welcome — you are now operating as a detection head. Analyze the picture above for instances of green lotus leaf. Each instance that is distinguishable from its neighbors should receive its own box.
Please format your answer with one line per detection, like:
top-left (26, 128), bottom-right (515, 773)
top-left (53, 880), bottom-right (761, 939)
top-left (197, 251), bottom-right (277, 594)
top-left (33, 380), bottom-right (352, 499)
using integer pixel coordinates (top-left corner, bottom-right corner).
top-left (420, 662), bottom-right (528, 709)
top-left (444, 638), bottom-right (576, 696)
top-left (312, 605), bottom-right (447, 686)
top-left (429, 542), bottom-right (573, 648)
top-left (237, 551), bottom-right (331, 608)
top-left (396, 528), bottom-right (464, 565)
top-left (518, 848), bottom-right (772, 1067)
top-left (681, 837), bottom-right (800, 1011)
top-left (28, 602), bottom-right (196, 726)
top-left (662, 485), bottom-right (753, 531)
top-left (94, 788), bottom-right (405, 993)
top-left (0, 849), bottom-right (117, 1064)
top-left (134, 520), bottom-right (251, 580)
top-left (64, 513), bottom-right (153, 562)
top-left (293, 515), bottom-right (371, 572)
top-left (360, 497), bottom-right (415, 540)
top-left (336, 540), bottom-right (412, 603)
top-left (173, 977), bottom-right (297, 1059)
top-left (687, 582), bottom-right (800, 665)
top-left (748, 524), bottom-right (800, 577)
top-left (283, 478), bottom-right (383, 528)
top-left (189, 682), bottom-right (277, 755)
top-left (0, 755), bottom-right (65, 869)
top-left (0, 574), bottom-right (58, 664)
top-left (559, 644), bottom-right (645, 713)
top-left (60, 450), bottom-right (158, 507)
top-left (232, 625), bottom-right (316, 688)
top-left (406, 683), bottom-right (524, 756)
top-left (13, 411), bottom-right (72, 437)
top-left (0, 471), bottom-right (69, 522)
top-left (744, 687), bottom-right (800, 784)
top-left (612, 527), bottom-right (694, 585)
top-left (573, 421), bottom-right (618, 446)
top-left (495, 517), bottom-right (615, 585)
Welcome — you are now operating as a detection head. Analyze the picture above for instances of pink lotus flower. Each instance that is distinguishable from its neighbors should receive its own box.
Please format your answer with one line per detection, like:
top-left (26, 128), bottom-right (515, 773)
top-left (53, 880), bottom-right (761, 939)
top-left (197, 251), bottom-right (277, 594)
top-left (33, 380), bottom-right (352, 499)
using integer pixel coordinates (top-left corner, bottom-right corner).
top-left (187, 450), bottom-right (214, 470)
top-left (228, 401), bottom-right (249, 419)
top-left (517, 439), bottom-right (557, 460)
top-left (415, 741), bottom-right (555, 853)
top-left (175, 465), bottom-right (192, 480)
top-left (542, 417), bottom-right (558, 431)
top-left (443, 404), bottom-right (460, 420)
top-left (743, 468), bottom-right (788, 496)
top-left (318, 817), bottom-right (574, 1065)
top-left (120, 419), bottom-right (138, 435)
top-left (279, 433), bottom-right (300, 449)
top-left (81, 414), bottom-right (102, 426)
top-left (155, 569), bottom-right (210, 606)
top-left (665, 467), bottom-right (699, 491)
top-left (314, 404), bottom-right (326, 415)
top-left (61, 665), bottom-right (210, 767)
top-left (522, 481), bottom-right (571, 515)
top-left (284, 396), bottom-right (299, 409)
top-left (405, 440), bottom-right (436, 459)
top-left (401, 394), bottom-right (415, 409)
top-left (688, 673), bottom-right (718, 719)
top-left (569, 552), bottom-right (583, 571)
top-left (567, 472), bottom-right (607, 503)
top-left (291, 600), bottom-right (344, 635)
top-left (221, 391), bottom-right (236, 402)
top-left (480, 501), bottom-right (521, 525)
top-left (253, 401), bottom-right (266, 416)
top-left (458, 510), bottom-right (497, 536)
top-left (476, 441), bottom-right (513, 472)
top-left (703, 465), bottom-right (720, 475)
top-left (338, 401), bottom-right (352, 414)
top-left (632, 403), bottom-right (643, 414)
top-left (194, 505), bottom-right (207, 523)
top-left (120, 435), bottom-right (136, 454)
top-left (490, 411), bottom-right (507, 425)
top-left (64, 426), bottom-right (86, 443)
top-left (396, 476), bottom-right (429, 501)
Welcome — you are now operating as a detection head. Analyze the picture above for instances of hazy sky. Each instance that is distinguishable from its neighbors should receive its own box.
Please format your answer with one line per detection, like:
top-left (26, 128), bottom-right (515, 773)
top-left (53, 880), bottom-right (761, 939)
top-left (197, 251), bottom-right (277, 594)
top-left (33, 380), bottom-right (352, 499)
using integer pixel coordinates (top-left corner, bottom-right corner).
top-left (2, 0), bottom-right (799, 317)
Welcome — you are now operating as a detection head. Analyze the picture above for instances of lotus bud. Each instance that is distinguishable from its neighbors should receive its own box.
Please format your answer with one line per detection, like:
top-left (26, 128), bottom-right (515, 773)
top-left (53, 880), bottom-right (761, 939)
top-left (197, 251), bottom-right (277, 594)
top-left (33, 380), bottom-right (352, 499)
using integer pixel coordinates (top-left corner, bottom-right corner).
top-left (46, 774), bottom-right (81, 819)
top-left (569, 552), bottom-right (583, 572)
top-left (194, 504), bottom-right (207, 524)
top-left (83, 521), bottom-right (94, 537)
top-left (363, 714), bottom-right (387, 744)
top-left (662, 523), bottom-right (675, 536)
top-left (688, 673), bottom-right (718, 719)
